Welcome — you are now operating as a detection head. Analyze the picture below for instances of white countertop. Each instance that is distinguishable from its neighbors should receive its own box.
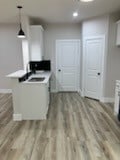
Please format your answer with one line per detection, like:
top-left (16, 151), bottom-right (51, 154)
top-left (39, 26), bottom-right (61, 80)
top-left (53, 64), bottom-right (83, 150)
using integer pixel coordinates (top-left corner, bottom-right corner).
top-left (7, 70), bottom-right (51, 84)
top-left (7, 70), bottom-right (27, 78)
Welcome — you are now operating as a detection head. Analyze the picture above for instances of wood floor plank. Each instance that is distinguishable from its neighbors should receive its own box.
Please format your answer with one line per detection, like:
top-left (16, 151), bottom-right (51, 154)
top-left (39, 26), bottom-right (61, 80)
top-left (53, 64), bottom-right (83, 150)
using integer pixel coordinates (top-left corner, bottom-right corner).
top-left (0, 93), bottom-right (119, 160)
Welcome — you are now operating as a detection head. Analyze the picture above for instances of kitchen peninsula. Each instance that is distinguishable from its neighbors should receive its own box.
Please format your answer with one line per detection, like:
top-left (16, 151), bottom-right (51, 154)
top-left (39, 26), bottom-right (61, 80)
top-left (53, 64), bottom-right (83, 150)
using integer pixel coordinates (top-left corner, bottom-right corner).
top-left (7, 70), bottom-right (51, 121)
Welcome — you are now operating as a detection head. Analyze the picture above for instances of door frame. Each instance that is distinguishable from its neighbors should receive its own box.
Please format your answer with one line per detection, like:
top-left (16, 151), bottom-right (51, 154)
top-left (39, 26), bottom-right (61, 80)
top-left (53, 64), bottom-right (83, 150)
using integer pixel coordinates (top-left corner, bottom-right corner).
top-left (82, 35), bottom-right (106, 101)
top-left (56, 39), bottom-right (81, 92)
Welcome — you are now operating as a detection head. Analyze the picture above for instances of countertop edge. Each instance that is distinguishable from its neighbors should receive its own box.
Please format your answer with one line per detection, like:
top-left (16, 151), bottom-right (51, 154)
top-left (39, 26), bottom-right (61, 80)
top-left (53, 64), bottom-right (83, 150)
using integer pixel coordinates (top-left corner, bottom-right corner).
top-left (6, 70), bottom-right (27, 78)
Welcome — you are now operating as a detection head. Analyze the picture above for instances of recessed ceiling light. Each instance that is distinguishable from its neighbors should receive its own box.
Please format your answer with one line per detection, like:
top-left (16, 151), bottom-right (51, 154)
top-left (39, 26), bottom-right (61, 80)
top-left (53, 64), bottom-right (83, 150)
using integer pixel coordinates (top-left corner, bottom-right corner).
top-left (80, 0), bottom-right (94, 2)
top-left (73, 12), bottom-right (78, 17)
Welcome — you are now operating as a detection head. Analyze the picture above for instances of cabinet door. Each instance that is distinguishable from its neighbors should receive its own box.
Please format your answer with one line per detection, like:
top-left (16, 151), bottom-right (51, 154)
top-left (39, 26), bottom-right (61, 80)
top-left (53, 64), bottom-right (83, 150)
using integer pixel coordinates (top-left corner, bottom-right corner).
top-left (47, 81), bottom-right (50, 105)
top-left (30, 26), bottom-right (44, 61)
top-left (116, 21), bottom-right (120, 46)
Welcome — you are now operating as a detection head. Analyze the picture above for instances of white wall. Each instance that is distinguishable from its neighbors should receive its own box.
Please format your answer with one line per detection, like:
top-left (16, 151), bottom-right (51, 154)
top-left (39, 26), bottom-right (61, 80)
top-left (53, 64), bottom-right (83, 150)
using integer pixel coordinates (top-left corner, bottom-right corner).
top-left (81, 13), bottom-right (120, 99)
top-left (105, 13), bottom-right (120, 97)
top-left (82, 16), bottom-right (109, 37)
top-left (21, 16), bottom-right (31, 70)
top-left (44, 23), bottom-right (81, 91)
top-left (0, 24), bottom-right (23, 90)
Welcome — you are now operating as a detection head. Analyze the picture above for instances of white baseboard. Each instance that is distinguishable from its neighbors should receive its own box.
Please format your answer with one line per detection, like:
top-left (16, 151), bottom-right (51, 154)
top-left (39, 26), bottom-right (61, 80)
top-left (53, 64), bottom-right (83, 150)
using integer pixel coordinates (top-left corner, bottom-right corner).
top-left (100, 97), bottom-right (115, 103)
top-left (0, 89), bottom-right (12, 93)
top-left (13, 114), bottom-right (22, 121)
top-left (78, 90), bottom-right (114, 103)
top-left (78, 89), bottom-right (84, 97)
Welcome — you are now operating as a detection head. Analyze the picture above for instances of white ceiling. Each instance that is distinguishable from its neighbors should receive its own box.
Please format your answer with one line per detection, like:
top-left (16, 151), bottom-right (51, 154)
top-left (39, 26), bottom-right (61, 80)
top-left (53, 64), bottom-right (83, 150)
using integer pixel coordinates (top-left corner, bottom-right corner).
top-left (0, 0), bottom-right (120, 24)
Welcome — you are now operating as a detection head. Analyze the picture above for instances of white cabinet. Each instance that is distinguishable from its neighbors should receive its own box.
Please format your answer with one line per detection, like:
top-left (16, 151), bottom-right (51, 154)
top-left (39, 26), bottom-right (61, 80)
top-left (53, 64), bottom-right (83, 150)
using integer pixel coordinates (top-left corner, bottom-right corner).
top-left (114, 80), bottom-right (120, 115)
top-left (20, 82), bottom-right (49, 120)
top-left (47, 81), bottom-right (50, 105)
top-left (30, 25), bottom-right (44, 61)
top-left (116, 20), bottom-right (120, 46)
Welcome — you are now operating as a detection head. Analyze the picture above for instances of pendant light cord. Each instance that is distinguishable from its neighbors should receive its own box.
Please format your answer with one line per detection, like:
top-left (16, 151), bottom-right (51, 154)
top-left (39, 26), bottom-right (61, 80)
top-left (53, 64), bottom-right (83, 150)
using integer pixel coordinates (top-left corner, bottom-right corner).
top-left (17, 6), bottom-right (22, 29)
top-left (19, 7), bottom-right (22, 29)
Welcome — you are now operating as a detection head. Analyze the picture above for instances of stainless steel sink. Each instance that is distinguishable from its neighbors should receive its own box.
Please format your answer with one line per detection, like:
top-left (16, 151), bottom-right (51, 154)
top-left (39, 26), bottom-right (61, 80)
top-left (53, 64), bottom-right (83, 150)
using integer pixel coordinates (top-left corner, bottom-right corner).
top-left (28, 77), bottom-right (45, 82)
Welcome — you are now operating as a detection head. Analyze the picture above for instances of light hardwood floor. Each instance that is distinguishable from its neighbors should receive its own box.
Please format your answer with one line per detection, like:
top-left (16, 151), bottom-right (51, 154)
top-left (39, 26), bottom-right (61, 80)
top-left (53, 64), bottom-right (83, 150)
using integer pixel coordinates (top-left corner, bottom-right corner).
top-left (0, 93), bottom-right (120, 160)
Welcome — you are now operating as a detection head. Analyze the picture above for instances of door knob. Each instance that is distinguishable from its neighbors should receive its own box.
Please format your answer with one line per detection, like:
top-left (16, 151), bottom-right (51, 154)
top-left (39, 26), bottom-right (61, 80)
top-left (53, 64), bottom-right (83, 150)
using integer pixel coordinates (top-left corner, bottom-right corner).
top-left (58, 69), bottom-right (61, 72)
top-left (97, 73), bottom-right (101, 75)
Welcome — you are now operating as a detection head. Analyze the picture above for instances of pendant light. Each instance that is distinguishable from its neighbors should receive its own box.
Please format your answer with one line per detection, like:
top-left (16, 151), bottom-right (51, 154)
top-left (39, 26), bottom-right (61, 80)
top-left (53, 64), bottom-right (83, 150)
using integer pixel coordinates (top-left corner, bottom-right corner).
top-left (17, 6), bottom-right (25, 38)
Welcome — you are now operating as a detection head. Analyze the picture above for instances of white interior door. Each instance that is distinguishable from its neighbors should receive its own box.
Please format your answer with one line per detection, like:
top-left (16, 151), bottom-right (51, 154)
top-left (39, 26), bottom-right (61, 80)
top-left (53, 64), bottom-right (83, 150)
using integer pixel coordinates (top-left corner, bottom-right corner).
top-left (83, 36), bottom-right (105, 100)
top-left (56, 40), bottom-right (80, 92)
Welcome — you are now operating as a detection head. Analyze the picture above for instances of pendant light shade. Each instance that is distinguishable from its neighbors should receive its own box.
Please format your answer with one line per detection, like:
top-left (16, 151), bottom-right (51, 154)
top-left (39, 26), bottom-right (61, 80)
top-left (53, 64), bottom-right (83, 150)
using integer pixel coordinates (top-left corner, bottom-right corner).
top-left (18, 27), bottom-right (25, 38)
top-left (17, 6), bottom-right (25, 38)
